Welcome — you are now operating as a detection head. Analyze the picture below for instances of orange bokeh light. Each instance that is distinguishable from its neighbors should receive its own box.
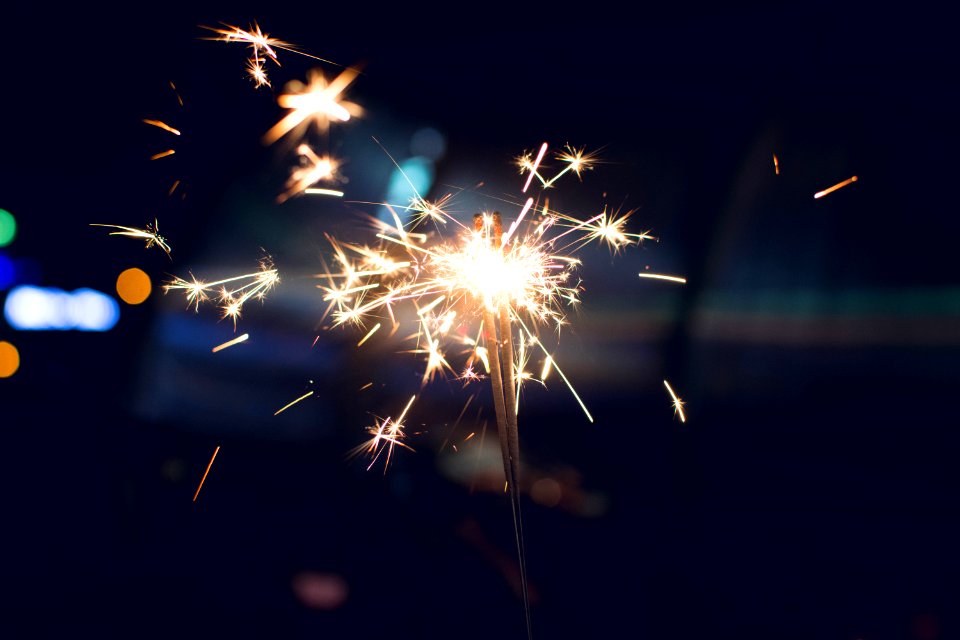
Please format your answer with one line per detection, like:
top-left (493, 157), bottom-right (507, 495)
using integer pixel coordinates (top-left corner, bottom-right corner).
top-left (116, 268), bottom-right (152, 305)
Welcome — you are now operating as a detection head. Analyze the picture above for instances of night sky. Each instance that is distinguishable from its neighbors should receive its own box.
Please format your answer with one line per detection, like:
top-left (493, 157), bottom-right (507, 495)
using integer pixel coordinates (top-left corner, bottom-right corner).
top-left (2, 4), bottom-right (958, 638)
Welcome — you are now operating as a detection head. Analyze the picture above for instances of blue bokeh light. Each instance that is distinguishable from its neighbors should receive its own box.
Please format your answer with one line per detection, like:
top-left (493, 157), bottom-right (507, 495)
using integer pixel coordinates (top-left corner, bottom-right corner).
top-left (4, 285), bottom-right (119, 331)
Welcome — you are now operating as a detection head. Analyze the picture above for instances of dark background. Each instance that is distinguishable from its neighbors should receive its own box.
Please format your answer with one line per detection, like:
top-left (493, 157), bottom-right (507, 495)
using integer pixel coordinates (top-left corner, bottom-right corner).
top-left (2, 3), bottom-right (958, 638)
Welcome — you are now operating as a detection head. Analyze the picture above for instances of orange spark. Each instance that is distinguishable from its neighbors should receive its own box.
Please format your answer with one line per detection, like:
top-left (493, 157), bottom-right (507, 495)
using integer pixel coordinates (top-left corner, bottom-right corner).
top-left (212, 333), bottom-right (249, 353)
top-left (814, 175), bottom-right (858, 199)
top-left (193, 445), bottom-right (221, 502)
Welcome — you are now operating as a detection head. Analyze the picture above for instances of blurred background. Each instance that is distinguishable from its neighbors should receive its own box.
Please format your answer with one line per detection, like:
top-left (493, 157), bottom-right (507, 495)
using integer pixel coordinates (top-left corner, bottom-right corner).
top-left (2, 3), bottom-right (958, 638)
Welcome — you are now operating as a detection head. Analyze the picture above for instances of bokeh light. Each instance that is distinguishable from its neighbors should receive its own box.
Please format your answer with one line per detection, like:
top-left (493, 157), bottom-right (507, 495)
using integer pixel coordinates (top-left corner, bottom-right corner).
top-left (0, 341), bottom-right (19, 378)
top-left (0, 209), bottom-right (16, 247)
top-left (4, 285), bottom-right (119, 331)
top-left (116, 268), bottom-right (152, 305)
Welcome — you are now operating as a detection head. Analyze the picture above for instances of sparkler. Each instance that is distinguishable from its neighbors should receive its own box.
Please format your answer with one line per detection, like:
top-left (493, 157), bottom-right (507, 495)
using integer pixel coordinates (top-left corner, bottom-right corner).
top-left (164, 258), bottom-right (279, 327)
top-left (320, 143), bottom-right (651, 637)
top-left (90, 221), bottom-right (172, 258)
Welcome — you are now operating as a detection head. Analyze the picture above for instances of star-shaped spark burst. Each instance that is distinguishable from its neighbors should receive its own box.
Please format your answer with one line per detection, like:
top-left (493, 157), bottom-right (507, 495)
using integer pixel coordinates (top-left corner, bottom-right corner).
top-left (263, 68), bottom-right (363, 144)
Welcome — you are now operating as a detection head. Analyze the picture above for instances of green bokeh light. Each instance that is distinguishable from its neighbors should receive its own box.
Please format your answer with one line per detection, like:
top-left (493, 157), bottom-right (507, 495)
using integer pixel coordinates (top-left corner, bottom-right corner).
top-left (0, 209), bottom-right (16, 247)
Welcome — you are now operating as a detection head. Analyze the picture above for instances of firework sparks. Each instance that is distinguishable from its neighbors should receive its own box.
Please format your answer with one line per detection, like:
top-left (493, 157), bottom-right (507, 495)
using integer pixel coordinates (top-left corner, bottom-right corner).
top-left (352, 395), bottom-right (416, 472)
top-left (279, 145), bottom-right (341, 202)
top-left (202, 22), bottom-right (339, 89)
top-left (814, 175), bottom-right (858, 199)
top-left (165, 258), bottom-right (279, 326)
top-left (142, 119), bottom-right (181, 136)
top-left (638, 272), bottom-right (687, 284)
top-left (263, 68), bottom-right (363, 144)
top-left (193, 445), bottom-right (221, 502)
top-left (663, 379), bottom-right (686, 423)
top-left (90, 221), bottom-right (172, 258)
top-left (212, 333), bottom-right (250, 353)
top-left (275, 390), bottom-right (314, 416)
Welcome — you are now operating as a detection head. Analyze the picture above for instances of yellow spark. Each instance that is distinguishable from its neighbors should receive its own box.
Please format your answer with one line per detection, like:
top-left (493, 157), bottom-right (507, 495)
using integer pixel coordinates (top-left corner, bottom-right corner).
top-left (773, 153), bottom-right (780, 175)
top-left (274, 390), bottom-right (315, 416)
top-left (359, 382), bottom-right (374, 391)
top-left (638, 273), bottom-right (687, 284)
top-left (264, 68), bottom-right (363, 144)
top-left (357, 323), bottom-right (381, 347)
top-left (142, 119), bottom-right (181, 136)
top-left (193, 445), bottom-right (221, 502)
top-left (814, 175), bottom-right (858, 199)
top-left (150, 149), bottom-right (176, 160)
top-left (90, 220), bottom-right (172, 258)
top-left (211, 333), bottom-right (249, 353)
top-left (663, 379), bottom-right (686, 423)
top-left (541, 145), bottom-right (599, 188)
top-left (165, 258), bottom-right (279, 324)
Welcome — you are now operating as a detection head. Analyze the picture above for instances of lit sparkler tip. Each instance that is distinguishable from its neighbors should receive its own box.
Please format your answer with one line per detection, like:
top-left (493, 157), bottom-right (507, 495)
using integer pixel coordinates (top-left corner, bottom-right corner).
top-left (663, 379), bottom-right (686, 423)
top-left (814, 175), bottom-right (858, 199)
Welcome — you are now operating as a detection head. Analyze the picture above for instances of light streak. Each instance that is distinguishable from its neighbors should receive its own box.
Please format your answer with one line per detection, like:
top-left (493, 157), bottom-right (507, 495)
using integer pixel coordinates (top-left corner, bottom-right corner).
top-left (638, 273), bottom-right (687, 284)
top-left (142, 119), bottom-right (181, 136)
top-left (304, 188), bottom-right (345, 197)
top-left (279, 145), bottom-right (342, 202)
top-left (193, 445), bottom-right (221, 502)
top-left (90, 221), bottom-right (172, 258)
top-left (773, 153), bottom-right (780, 175)
top-left (150, 149), bottom-right (175, 160)
top-left (274, 390), bottom-right (314, 416)
top-left (814, 175), bottom-right (858, 199)
top-left (663, 379), bottom-right (686, 423)
top-left (357, 322), bottom-right (381, 346)
top-left (521, 142), bottom-right (548, 193)
top-left (212, 333), bottom-right (249, 352)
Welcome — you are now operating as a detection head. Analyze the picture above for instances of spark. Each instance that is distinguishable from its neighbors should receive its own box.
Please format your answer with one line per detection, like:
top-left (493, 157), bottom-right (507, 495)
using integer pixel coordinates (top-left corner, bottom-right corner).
top-left (638, 272), bottom-right (687, 284)
top-left (357, 322), bottom-right (381, 347)
top-left (165, 257), bottom-right (279, 325)
top-left (359, 382), bottom-right (373, 391)
top-left (773, 153), bottom-right (780, 175)
top-left (150, 149), bottom-right (175, 160)
top-left (142, 119), bottom-right (181, 136)
top-left (90, 220), bottom-right (172, 258)
top-left (202, 22), bottom-right (339, 89)
top-left (264, 68), bottom-right (363, 144)
top-left (193, 445), bottom-right (221, 502)
top-left (814, 175), bottom-right (858, 199)
top-left (663, 379), bottom-right (686, 423)
top-left (521, 142), bottom-right (549, 193)
top-left (353, 395), bottom-right (417, 472)
top-left (558, 206), bottom-right (655, 252)
top-left (212, 333), bottom-right (249, 352)
top-left (305, 188), bottom-right (345, 197)
top-left (542, 144), bottom-right (599, 188)
top-left (274, 390), bottom-right (314, 416)
top-left (279, 145), bottom-right (341, 202)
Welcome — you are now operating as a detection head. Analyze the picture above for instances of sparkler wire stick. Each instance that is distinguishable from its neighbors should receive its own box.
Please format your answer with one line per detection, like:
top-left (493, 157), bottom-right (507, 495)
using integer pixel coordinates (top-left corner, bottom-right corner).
top-left (477, 212), bottom-right (531, 638)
